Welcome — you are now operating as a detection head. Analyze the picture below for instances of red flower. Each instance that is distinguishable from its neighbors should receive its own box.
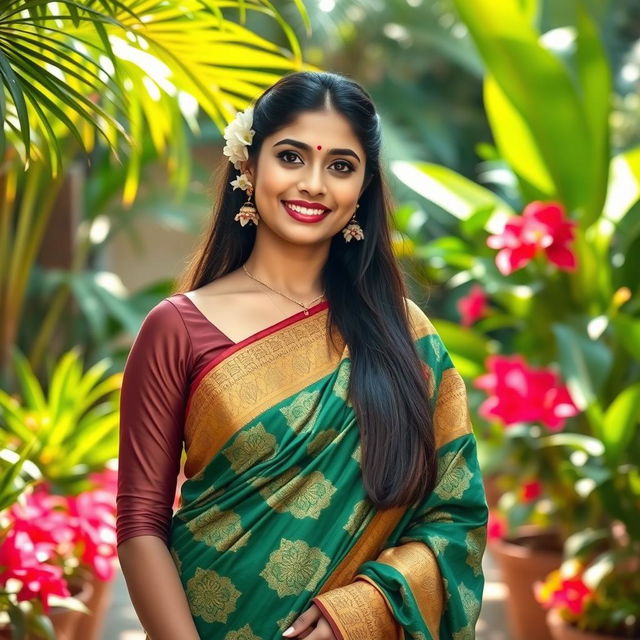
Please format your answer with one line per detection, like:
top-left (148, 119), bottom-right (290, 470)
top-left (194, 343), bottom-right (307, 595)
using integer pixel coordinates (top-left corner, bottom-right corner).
top-left (487, 201), bottom-right (577, 275)
top-left (473, 354), bottom-right (579, 430)
top-left (0, 529), bottom-right (70, 613)
top-left (521, 480), bottom-right (542, 502)
top-left (457, 285), bottom-right (488, 327)
top-left (487, 510), bottom-right (507, 541)
top-left (535, 569), bottom-right (592, 616)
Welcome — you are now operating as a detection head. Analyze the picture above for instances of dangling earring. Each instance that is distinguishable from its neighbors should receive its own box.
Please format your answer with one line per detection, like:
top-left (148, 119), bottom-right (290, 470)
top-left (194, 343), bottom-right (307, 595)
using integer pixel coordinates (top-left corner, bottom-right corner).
top-left (342, 203), bottom-right (364, 242)
top-left (232, 173), bottom-right (260, 227)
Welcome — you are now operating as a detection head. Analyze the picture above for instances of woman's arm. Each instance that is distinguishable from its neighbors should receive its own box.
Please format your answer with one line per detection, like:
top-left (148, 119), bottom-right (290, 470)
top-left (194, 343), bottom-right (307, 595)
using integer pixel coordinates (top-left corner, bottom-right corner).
top-left (117, 299), bottom-right (198, 638)
top-left (118, 536), bottom-right (200, 640)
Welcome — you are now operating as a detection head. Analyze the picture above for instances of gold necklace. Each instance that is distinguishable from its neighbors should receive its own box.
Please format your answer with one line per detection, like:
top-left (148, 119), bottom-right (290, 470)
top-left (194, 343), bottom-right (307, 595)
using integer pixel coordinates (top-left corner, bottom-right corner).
top-left (242, 264), bottom-right (325, 316)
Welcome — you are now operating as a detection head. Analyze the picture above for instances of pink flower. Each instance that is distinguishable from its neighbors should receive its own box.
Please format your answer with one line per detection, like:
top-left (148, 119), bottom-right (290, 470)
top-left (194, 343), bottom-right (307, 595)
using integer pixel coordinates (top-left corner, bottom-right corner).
top-left (473, 354), bottom-right (579, 430)
top-left (457, 285), bottom-right (488, 327)
top-left (521, 480), bottom-right (542, 502)
top-left (488, 510), bottom-right (507, 541)
top-left (487, 201), bottom-right (577, 275)
top-left (0, 529), bottom-right (70, 613)
top-left (535, 570), bottom-right (592, 616)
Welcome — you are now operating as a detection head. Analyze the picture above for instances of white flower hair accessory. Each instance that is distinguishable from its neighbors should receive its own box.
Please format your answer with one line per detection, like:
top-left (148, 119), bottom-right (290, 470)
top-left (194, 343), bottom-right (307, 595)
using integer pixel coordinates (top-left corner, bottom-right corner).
top-left (223, 105), bottom-right (255, 170)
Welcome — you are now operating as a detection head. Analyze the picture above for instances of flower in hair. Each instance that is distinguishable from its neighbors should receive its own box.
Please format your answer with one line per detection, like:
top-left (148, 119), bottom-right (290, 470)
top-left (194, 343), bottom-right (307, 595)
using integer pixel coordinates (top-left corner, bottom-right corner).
top-left (223, 106), bottom-right (255, 170)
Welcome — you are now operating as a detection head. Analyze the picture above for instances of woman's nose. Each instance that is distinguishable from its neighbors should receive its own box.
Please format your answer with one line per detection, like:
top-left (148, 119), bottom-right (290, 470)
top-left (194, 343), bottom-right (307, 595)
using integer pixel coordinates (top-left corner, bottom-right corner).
top-left (297, 166), bottom-right (327, 196)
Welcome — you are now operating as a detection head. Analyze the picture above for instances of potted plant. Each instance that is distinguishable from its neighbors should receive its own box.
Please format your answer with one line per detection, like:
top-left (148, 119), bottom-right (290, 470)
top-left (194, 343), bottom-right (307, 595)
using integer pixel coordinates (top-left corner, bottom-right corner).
top-left (0, 348), bottom-right (121, 639)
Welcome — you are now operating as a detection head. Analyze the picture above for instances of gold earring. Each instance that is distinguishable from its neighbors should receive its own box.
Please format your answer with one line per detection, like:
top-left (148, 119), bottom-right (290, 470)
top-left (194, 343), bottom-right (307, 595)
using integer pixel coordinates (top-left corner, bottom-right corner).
top-left (342, 203), bottom-right (363, 242)
top-left (234, 180), bottom-right (260, 227)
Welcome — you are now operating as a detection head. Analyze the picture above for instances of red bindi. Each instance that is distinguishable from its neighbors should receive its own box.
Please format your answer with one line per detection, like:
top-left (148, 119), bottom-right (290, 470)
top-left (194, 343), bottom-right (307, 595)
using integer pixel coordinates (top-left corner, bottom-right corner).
top-left (316, 145), bottom-right (322, 150)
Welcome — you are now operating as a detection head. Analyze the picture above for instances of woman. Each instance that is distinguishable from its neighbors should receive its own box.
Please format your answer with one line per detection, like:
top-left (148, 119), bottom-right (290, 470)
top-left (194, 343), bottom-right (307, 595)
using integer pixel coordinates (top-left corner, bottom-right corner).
top-left (117, 71), bottom-right (488, 640)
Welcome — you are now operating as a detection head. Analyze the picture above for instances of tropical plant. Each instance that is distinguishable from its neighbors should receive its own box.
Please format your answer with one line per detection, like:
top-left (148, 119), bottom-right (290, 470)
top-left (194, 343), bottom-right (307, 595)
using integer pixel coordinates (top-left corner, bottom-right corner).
top-left (0, 348), bottom-right (122, 494)
top-left (387, 0), bottom-right (639, 632)
top-left (0, 0), bottom-right (311, 381)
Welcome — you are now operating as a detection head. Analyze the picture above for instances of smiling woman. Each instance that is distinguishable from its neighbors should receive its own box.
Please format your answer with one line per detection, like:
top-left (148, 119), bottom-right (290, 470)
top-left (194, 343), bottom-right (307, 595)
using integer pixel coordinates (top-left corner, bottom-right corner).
top-left (116, 71), bottom-right (488, 640)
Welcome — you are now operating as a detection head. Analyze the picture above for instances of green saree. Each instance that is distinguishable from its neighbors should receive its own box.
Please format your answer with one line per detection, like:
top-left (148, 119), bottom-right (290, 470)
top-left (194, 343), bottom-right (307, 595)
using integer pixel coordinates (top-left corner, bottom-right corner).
top-left (168, 298), bottom-right (488, 640)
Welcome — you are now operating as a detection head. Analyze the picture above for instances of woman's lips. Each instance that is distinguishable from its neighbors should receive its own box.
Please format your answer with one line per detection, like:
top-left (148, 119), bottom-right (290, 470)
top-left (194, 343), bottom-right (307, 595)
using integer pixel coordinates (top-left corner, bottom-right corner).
top-left (282, 201), bottom-right (331, 223)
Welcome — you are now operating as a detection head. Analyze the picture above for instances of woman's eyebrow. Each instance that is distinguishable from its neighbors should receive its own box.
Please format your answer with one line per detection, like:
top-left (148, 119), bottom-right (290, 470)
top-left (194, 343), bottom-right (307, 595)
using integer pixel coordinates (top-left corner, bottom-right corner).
top-left (273, 138), bottom-right (361, 163)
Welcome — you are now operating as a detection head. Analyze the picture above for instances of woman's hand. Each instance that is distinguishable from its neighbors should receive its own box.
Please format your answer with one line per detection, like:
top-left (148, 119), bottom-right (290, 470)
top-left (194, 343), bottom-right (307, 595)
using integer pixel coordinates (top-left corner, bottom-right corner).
top-left (282, 603), bottom-right (339, 639)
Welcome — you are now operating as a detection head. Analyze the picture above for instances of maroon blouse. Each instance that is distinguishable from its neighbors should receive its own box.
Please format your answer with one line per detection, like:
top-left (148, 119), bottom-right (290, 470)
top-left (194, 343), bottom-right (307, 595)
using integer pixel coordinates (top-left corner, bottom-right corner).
top-left (116, 294), bottom-right (235, 548)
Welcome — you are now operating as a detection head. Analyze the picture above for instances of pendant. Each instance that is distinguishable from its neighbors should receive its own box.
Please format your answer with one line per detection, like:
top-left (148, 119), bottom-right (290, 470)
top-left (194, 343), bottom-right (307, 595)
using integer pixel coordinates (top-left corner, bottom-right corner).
top-left (304, 309), bottom-right (309, 316)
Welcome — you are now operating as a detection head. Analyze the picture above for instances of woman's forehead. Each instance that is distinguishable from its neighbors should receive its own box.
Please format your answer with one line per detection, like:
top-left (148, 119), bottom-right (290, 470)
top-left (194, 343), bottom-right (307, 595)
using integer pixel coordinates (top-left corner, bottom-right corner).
top-left (267, 109), bottom-right (364, 152)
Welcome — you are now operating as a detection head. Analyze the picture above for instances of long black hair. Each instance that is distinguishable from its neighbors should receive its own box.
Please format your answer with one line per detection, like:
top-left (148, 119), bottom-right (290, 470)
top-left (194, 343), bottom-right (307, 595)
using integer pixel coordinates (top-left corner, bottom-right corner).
top-left (176, 71), bottom-right (437, 509)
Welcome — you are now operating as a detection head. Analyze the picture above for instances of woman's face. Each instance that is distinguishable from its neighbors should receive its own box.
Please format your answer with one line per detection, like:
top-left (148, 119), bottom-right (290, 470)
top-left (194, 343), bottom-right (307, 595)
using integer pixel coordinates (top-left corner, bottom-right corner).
top-left (242, 108), bottom-right (368, 246)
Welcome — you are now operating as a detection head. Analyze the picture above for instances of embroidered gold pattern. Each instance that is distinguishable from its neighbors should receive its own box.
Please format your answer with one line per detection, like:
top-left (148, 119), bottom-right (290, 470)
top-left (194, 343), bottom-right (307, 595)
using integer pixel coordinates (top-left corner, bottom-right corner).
top-left (332, 360), bottom-right (351, 405)
top-left (351, 443), bottom-right (362, 464)
top-left (434, 367), bottom-right (474, 448)
top-left (259, 538), bottom-right (330, 597)
top-left (313, 578), bottom-right (402, 639)
top-left (428, 535), bottom-right (450, 556)
top-left (422, 510), bottom-right (455, 524)
top-left (186, 567), bottom-right (240, 624)
top-left (434, 450), bottom-right (472, 501)
top-left (307, 428), bottom-right (338, 456)
top-left (184, 309), bottom-right (344, 477)
top-left (225, 624), bottom-right (261, 640)
top-left (465, 527), bottom-right (487, 577)
top-left (280, 390), bottom-right (321, 434)
top-left (185, 505), bottom-right (250, 552)
top-left (343, 498), bottom-right (373, 536)
top-left (453, 623), bottom-right (475, 640)
top-left (259, 470), bottom-right (337, 519)
top-left (374, 541), bottom-right (444, 639)
top-left (458, 581), bottom-right (480, 622)
top-left (222, 422), bottom-right (277, 474)
top-left (276, 611), bottom-right (298, 632)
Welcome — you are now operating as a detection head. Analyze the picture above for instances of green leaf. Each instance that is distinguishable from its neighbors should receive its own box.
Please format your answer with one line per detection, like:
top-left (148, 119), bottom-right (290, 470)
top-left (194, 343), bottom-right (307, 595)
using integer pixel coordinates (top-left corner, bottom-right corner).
top-left (10, 346), bottom-right (47, 411)
top-left (603, 147), bottom-right (640, 224)
top-left (601, 383), bottom-right (640, 465)
top-left (552, 323), bottom-right (612, 412)
top-left (390, 160), bottom-right (515, 232)
top-left (452, 0), bottom-right (599, 217)
top-left (611, 315), bottom-right (640, 362)
top-left (431, 318), bottom-right (490, 376)
top-left (574, 3), bottom-right (612, 225)
top-left (0, 49), bottom-right (30, 159)
top-left (537, 433), bottom-right (605, 457)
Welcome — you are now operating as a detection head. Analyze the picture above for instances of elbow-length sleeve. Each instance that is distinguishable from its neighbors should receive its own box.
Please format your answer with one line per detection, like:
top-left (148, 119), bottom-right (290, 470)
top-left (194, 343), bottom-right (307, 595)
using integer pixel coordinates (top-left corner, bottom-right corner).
top-left (116, 299), bottom-right (191, 548)
top-left (312, 302), bottom-right (489, 640)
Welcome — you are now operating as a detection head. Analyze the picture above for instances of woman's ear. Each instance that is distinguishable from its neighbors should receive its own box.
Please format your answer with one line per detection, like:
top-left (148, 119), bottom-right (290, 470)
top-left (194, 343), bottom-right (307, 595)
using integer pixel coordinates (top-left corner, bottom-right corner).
top-left (240, 160), bottom-right (255, 183)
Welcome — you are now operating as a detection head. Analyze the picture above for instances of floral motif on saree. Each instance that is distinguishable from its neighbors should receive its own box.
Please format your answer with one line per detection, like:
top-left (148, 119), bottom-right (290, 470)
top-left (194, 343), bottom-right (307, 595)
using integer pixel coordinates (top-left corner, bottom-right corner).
top-left (168, 298), bottom-right (488, 640)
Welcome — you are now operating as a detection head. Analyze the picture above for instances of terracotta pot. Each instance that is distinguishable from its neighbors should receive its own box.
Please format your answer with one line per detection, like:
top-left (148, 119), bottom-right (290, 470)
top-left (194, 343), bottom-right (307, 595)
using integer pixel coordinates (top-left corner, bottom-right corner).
top-left (0, 575), bottom-right (93, 640)
top-left (71, 572), bottom-right (115, 640)
top-left (489, 527), bottom-right (563, 640)
top-left (49, 575), bottom-right (94, 640)
top-left (482, 473), bottom-right (502, 510)
top-left (546, 609), bottom-right (628, 640)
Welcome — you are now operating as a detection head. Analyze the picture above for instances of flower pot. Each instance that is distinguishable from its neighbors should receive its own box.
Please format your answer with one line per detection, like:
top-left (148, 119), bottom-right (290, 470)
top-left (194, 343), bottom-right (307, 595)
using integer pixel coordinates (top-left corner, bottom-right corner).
top-left (49, 575), bottom-right (94, 640)
top-left (546, 609), bottom-right (627, 640)
top-left (489, 527), bottom-right (563, 640)
top-left (71, 572), bottom-right (115, 640)
top-left (483, 473), bottom-right (502, 509)
top-left (0, 575), bottom-right (93, 640)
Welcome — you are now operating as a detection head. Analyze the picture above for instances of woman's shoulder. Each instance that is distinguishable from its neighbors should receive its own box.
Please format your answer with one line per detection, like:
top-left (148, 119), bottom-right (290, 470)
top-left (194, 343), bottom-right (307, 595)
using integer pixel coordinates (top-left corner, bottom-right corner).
top-left (403, 297), bottom-right (438, 340)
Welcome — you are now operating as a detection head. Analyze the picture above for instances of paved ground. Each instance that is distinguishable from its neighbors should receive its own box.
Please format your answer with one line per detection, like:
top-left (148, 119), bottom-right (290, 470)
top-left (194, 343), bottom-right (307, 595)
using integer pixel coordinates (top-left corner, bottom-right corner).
top-left (104, 549), bottom-right (508, 639)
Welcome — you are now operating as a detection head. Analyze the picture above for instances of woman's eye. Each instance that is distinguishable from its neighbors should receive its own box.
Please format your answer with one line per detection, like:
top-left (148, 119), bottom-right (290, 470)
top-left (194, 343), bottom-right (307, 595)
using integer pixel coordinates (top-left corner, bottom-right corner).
top-left (277, 151), bottom-right (354, 174)
top-left (278, 151), bottom-right (301, 164)
top-left (332, 160), bottom-right (354, 173)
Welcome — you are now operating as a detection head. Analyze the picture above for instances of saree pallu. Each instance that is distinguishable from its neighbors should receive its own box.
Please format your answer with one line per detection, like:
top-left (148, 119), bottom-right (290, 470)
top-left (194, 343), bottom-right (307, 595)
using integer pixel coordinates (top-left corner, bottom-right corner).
top-left (168, 298), bottom-right (488, 640)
